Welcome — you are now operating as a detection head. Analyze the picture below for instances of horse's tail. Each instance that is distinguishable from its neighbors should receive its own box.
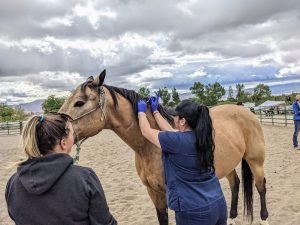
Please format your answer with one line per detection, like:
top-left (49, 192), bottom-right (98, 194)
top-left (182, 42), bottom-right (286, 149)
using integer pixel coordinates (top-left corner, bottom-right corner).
top-left (242, 158), bottom-right (254, 222)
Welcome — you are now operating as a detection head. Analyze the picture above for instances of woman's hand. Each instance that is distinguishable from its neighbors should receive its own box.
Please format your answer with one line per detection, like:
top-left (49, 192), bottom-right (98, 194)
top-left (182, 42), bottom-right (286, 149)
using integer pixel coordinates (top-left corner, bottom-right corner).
top-left (149, 95), bottom-right (159, 112)
top-left (138, 100), bottom-right (147, 113)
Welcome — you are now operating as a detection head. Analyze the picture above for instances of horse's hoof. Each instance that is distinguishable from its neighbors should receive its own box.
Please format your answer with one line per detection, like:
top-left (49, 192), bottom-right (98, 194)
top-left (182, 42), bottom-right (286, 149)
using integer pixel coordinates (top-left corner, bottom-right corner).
top-left (260, 220), bottom-right (269, 225)
top-left (227, 218), bottom-right (236, 225)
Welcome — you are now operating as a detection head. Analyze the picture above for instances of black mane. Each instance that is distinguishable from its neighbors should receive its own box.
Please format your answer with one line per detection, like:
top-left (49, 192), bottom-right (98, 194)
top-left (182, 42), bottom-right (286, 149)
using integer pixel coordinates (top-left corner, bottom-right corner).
top-left (80, 79), bottom-right (173, 124)
top-left (103, 85), bottom-right (174, 124)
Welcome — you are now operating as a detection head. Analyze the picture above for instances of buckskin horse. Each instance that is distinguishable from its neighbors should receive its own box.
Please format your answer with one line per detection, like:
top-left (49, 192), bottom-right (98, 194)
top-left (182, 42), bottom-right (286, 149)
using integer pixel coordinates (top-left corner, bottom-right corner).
top-left (59, 70), bottom-right (269, 225)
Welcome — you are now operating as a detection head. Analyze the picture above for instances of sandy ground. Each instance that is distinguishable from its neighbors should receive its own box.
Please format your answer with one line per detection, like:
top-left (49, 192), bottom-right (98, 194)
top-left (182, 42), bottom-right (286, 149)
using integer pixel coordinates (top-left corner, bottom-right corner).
top-left (1, 125), bottom-right (300, 225)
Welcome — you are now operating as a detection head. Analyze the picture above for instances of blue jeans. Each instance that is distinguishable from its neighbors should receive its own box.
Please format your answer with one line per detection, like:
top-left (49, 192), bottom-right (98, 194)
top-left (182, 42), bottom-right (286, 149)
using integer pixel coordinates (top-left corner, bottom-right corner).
top-left (175, 197), bottom-right (227, 225)
top-left (293, 120), bottom-right (300, 147)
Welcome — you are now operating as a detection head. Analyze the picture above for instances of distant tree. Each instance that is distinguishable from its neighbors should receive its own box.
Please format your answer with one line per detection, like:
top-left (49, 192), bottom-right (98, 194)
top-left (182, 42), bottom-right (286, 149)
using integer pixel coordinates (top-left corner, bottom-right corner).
top-left (169, 88), bottom-right (181, 107)
top-left (137, 87), bottom-right (150, 98)
top-left (42, 95), bottom-right (66, 113)
top-left (228, 85), bottom-right (235, 102)
top-left (190, 82), bottom-right (225, 106)
top-left (204, 82), bottom-right (226, 106)
top-left (158, 87), bottom-right (171, 107)
top-left (236, 83), bottom-right (247, 103)
top-left (12, 108), bottom-right (28, 121)
top-left (0, 104), bottom-right (28, 122)
top-left (245, 91), bottom-right (253, 103)
top-left (190, 82), bottom-right (206, 104)
top-left (0, 104), bottom-right (14, 122)
top-left (252, 84), bottom-right (271, 104)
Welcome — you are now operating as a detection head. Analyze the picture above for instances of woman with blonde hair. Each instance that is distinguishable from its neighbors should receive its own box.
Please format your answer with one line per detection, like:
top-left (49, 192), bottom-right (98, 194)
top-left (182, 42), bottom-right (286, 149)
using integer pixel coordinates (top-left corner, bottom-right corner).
top-left (5, 113), bottom-right (117, 225)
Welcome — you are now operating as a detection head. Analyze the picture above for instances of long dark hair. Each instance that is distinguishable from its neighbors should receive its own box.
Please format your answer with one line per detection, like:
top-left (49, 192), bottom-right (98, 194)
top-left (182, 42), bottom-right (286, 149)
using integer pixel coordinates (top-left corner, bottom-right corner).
top-left (180, 102), bottom-right (215, 171)
top-left (194, 105), bottom-right (215, 171)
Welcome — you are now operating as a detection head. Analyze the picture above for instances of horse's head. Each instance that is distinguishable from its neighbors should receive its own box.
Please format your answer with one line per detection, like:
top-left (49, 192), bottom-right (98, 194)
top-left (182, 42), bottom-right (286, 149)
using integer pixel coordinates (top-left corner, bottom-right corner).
top-left (59, 69), bottom-right (108, 142)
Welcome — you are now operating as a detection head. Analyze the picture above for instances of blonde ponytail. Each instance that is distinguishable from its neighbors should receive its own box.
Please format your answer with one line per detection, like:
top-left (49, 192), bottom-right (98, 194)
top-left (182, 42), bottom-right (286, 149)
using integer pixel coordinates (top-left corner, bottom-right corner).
top-left (22, 115), bottom-right (43, 160)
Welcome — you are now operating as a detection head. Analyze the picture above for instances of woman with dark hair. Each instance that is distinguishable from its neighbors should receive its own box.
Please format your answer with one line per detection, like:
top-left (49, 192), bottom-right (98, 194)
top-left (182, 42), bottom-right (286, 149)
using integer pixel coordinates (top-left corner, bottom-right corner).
top-left (137, 97), bottom-right (227, 225)
top-left (5, 113), bottom-right (117, 225)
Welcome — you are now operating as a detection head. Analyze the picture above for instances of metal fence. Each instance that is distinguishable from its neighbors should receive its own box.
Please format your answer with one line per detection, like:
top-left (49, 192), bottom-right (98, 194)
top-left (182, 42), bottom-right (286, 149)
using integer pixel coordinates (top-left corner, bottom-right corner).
top-left (0, 121), bottom-right (23, 135)
top-left (251, 107), bottom-right (294, 126)
top-left (0, 107), bottom-right (296, 136)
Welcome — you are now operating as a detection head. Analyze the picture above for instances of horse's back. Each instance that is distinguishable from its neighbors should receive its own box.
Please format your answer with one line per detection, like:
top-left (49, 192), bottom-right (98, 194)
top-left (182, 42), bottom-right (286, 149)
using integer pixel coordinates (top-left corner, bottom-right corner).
top-left (209, 104), bottom-right (265, 178)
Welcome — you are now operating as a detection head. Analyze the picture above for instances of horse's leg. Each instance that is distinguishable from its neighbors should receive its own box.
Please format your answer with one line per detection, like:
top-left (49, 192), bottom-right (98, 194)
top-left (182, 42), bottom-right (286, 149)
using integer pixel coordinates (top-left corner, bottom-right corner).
top-left (226, 169), bottom-right (240, 222)
top-left (146, 187), bottom-right (168, 225)
top-left (155, 208), bottom-right (168, 225)
top-left (246, 159), bottom-right (269, 224)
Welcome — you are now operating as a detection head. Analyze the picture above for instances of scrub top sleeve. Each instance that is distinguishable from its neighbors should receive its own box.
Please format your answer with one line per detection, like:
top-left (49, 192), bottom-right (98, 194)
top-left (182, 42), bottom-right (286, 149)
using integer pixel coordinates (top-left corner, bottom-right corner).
top-left (293, 103), bottom-right (300, 115)
top-left (158, 131), bottom-right (180, 154)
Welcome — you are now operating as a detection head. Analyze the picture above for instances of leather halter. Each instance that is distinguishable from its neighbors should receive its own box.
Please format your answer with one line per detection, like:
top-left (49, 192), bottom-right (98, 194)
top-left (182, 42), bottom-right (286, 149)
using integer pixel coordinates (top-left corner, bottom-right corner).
top-left (71, 86), bottom-right (107, 122)
top-left (70, 85), bottom-right (107, 164)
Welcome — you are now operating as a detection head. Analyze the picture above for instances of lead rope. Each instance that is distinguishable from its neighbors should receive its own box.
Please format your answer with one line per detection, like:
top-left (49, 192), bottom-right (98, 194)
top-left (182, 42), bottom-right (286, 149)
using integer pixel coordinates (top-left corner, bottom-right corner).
top-left (74, 142), bottom-right (81, 165)
top-left (72, 86), bottom-right (107, 164)
top-left (73, 127), bottom-right (88, 165)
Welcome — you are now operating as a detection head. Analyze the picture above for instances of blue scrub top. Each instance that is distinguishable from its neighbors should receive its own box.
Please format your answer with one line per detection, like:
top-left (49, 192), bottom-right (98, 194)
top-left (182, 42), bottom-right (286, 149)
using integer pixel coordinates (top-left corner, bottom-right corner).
top-left (158, 131), bottom-right (224, 211)
top-left (292, 101), bottom-right (300, 121)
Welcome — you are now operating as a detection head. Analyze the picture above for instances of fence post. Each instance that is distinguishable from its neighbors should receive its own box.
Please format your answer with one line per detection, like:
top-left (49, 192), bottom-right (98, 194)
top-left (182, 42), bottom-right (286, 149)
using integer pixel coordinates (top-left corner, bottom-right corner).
top-left (284, 105), bottom-right (287, 126)
top-left (259, 107), bottom-right (262, 123)
top-left (271, 113), bottom-right (274, 125)
top-left (20, 121), bottom-right (23, 134)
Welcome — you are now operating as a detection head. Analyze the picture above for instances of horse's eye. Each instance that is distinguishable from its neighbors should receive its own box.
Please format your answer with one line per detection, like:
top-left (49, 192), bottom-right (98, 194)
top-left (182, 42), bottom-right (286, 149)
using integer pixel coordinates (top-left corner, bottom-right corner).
top-left (74, 101), bottom-right (85, 107)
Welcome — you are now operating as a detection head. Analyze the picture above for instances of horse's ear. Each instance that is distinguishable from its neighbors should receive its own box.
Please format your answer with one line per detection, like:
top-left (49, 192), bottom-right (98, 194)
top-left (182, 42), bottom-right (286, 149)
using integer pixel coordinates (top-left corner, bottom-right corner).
top-left (98, 69), bottom-right (106, 86)
top-left (86, 76), bottom-right (94, 82)
top-left (93, 69), bottom-right (106, 87)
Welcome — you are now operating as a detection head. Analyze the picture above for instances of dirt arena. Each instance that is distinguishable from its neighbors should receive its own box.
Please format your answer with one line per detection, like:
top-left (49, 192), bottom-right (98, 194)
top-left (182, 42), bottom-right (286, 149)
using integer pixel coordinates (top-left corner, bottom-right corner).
top-left (1, 125), bottom-right (300, 225)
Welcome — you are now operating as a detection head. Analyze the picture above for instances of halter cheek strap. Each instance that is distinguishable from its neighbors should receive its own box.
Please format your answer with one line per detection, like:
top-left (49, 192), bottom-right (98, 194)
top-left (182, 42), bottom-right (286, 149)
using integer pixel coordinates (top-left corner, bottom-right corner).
top-left (70, 86), bottom-right (107, 164)
top-left (71, 86), bottom-right (107, 122)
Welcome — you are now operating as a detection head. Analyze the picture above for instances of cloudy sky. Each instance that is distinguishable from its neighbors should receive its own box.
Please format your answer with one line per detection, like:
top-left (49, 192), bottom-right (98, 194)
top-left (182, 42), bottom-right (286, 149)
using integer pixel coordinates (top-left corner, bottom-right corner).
top-left (1, 0), bottom-right (300, 104)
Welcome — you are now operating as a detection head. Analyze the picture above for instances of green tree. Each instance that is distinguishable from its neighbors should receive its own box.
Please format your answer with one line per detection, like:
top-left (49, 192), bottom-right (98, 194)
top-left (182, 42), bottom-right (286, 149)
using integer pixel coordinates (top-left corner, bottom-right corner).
top-left (170, 87), bottom-right (181, 107)
top-left (158, 87), bottom-right (171, 107)
top-left (228, 85), bottom-right (235, 101)
top-left (0, 103), bottom-right (29, 122)
top-left (0, 104), bottom-right (14, 122)
top-left (204, 82), bottom-right (226, 106)
top-left (190, 82), bottom-right (205, 104)
top-left (137, 87), bottom-right (150, 98)
top-left (252, 84), bottom-right (271, 104)
top-left (190, 82), bottom-right (225, 106)
top-left (12, 108), bottom-right (28, 121)
top-left (42, 95), bottom-right (66, 113)
top-left (236, 83), bottom-right (247, 102)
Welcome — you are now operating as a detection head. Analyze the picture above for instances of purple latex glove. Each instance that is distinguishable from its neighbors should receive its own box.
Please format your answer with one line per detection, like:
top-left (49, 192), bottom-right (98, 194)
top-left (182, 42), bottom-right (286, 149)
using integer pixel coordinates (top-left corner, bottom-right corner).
top-left (149, 95), bottom-right (159, 112)
top-left (138, 100), bottom-right (147, 113)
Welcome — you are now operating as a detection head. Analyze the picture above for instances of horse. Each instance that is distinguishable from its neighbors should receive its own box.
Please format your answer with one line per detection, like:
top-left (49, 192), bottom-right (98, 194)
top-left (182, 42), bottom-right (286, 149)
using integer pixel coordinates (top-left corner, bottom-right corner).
top-left (59, 70), bottom-right (269, 225)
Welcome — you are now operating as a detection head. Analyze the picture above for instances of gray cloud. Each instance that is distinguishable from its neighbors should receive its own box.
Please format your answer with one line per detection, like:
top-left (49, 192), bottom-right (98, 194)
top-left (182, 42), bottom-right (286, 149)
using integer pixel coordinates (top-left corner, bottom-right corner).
top-left (0, 0), bottom-right (300, 104)
top-left (0, 43), bottom-right (101, 75)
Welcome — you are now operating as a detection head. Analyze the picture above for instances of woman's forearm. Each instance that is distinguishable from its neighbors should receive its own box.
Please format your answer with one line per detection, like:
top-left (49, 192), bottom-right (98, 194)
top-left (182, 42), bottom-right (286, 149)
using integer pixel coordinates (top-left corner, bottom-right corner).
top-left (153, 111), bottom-right (176, 131)
top-left (138, 113), bottom-right (152, 136)
top-left (138, 112), bottom-right (161, 148)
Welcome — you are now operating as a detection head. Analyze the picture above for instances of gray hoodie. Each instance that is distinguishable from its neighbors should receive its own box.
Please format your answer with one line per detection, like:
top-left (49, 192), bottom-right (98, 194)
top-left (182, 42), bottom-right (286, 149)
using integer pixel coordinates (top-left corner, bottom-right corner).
top-left (5, 153), bottom-right (117, 225)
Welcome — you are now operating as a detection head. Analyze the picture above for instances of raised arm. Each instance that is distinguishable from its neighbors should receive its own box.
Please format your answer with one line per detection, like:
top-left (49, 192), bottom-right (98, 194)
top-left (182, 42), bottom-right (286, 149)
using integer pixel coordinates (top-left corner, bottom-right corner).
top-left (137, 100), bottom-right (161, 148)
top-left (149, 96), bottom-right (176, 131)
top-left (153, 110), bottom-right (176, 131)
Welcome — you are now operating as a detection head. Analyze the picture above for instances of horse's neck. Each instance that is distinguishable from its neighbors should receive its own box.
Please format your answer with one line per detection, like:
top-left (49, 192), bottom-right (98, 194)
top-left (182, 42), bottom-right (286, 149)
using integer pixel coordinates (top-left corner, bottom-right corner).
top-left (106, 96), bottom-right (155, 152)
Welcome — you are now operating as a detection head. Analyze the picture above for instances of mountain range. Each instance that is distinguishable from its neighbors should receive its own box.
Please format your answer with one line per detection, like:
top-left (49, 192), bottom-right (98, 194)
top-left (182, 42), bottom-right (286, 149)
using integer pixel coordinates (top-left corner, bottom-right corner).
top-left (13, 99), bottom-right (44, 113)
